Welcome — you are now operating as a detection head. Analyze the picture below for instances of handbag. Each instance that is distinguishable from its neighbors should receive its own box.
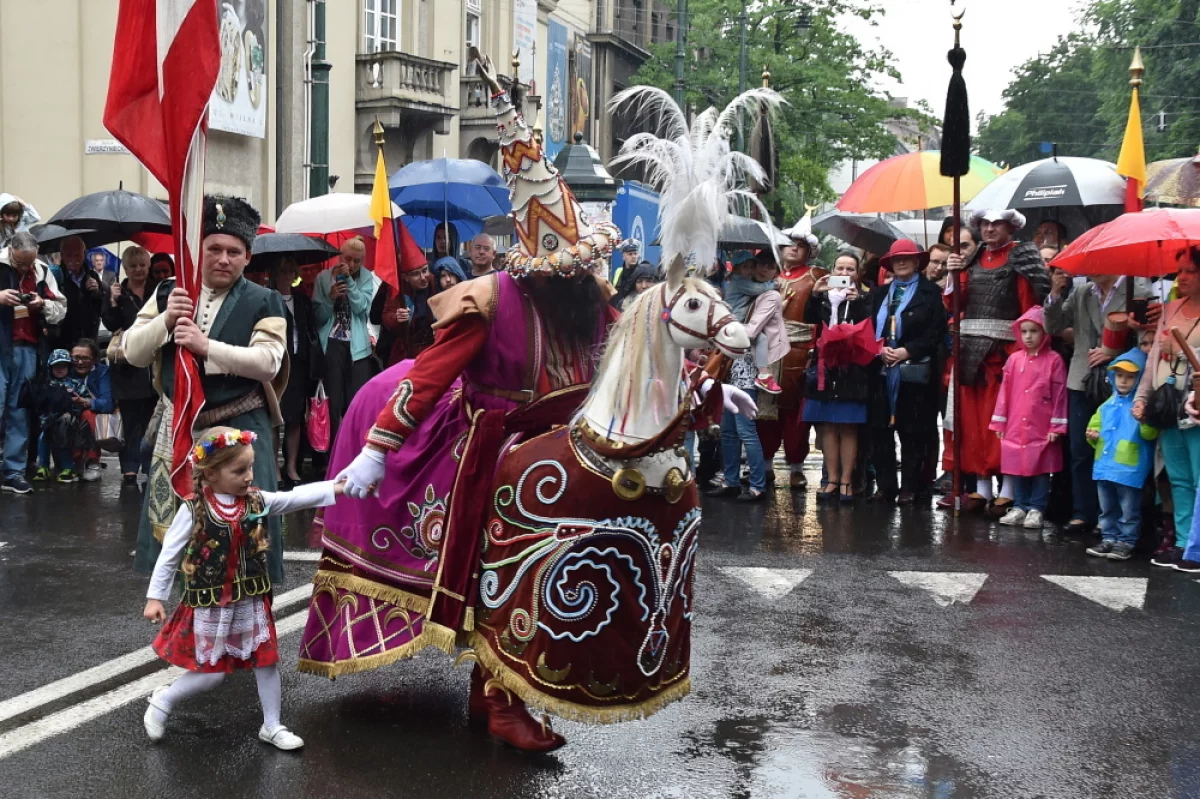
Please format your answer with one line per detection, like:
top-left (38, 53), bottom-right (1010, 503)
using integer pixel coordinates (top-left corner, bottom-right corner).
top-left (1145, 376), bottom-right (1185, 430)
top-left (93, 411), bottom-right (124, 452)
top-left (106, 328), bottom-right (128, 365)
top-left (1082, 363), bottom-right (1113, 405)
top-left (306, 381), bottom-right (331, 453)
top-left (897, 357), bottom-right (932, 385)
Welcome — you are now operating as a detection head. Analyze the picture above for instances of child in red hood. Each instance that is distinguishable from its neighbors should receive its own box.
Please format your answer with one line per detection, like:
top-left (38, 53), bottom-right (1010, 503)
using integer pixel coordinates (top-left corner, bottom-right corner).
top-left (988, 306), bottom-right (1068, 530)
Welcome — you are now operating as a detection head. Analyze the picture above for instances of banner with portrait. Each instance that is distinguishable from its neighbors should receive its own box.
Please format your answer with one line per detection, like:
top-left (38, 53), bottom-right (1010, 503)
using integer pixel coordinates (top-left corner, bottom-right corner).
top-left (210, 0), bottom-right (268, 138)
top-left (570, 34), bottom-right (592, 144)
top-left (544, 20), bottom-right (570, 160)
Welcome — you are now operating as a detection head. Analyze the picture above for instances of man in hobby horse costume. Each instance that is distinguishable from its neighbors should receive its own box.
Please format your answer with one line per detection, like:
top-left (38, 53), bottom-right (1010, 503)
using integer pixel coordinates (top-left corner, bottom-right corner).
top-left (299, 50), bottom-right (761, 752)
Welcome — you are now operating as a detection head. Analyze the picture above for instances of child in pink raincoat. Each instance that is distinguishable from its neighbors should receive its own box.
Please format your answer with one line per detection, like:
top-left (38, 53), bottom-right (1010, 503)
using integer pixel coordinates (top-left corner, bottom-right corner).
top-left (989, 306), bottom-right (1068, 530)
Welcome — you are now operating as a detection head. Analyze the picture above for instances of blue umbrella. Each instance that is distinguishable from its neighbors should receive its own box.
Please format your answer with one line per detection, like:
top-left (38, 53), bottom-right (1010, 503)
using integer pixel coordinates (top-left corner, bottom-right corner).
top-left (400, 215), bottom-right (484, 250)
top-left (388, 158), bottom-right (511, 221)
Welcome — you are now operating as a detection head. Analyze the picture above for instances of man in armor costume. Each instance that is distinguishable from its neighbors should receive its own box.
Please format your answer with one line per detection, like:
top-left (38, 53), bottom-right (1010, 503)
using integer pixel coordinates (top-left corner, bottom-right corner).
top-left (941, 208), bottom-right (1050, 512)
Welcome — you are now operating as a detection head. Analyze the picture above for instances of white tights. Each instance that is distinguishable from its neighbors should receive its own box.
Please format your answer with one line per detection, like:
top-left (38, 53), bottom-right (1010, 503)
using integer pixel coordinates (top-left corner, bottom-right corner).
top-left (153, 665), bottom-right (283, 730)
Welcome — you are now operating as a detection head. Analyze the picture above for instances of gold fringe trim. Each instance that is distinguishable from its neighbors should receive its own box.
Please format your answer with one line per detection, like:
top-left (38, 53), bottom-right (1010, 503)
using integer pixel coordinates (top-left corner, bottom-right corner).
top-left (297, 632), bottom-right (441, 679)
top-left (420, 622), bottom-right (461, 655)
top-left (311, 570), bottom-right (432, 616)
top-left (468, 634), bottom-right (692, 725)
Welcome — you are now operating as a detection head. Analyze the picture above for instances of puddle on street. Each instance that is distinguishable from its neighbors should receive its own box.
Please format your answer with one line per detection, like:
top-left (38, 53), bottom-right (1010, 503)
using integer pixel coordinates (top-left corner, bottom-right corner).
top-left (682, 709), bottom-right (974, 798)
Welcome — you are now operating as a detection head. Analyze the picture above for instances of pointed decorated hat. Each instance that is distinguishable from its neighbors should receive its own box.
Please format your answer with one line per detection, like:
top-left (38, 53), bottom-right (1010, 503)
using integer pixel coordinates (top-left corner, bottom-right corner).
top-left (474, 50), bottom-right (619, 279)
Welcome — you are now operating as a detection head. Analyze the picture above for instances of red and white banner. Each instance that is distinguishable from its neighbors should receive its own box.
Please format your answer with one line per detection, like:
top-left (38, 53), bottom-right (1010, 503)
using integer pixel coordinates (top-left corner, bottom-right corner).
top-left (103, 0), bottom-right (221, 498)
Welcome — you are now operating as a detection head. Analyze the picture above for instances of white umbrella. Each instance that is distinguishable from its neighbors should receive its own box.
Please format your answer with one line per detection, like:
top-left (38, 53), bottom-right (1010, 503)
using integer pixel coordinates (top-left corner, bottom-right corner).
top-left (966, 156), bottom-right (1126, 239)
top-left (274, 193), bottom-right (402, 234)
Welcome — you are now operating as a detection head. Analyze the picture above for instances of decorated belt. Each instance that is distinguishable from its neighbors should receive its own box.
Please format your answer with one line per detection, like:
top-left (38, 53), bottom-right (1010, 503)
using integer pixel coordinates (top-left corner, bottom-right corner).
top-left (785, 320), bottom-right (814, 344)
top-left (196, 388), bottom-right (265, 428)
top-left (960, 318), bottom-right (1016, 341)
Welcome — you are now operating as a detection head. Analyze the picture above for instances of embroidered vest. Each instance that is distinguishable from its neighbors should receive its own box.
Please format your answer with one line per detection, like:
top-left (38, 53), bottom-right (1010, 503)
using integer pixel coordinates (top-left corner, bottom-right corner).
top-left (157, 278), bottom-right (285, 406)
top-left (180, 489), bottom-right (271, 607)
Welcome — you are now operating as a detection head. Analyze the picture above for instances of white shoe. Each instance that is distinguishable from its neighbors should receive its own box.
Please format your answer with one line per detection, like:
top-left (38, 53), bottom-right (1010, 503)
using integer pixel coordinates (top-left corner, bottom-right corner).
top-left (1023, 509), bottom-right (1044, 529)
top-left (82, 464), bottom-right (101, 482)
top-left (259, 724), bottom-right (304, 751)
top-left (998, 508), bottom-right (1026, 526)
top-left (144, 687), bottom-right (169, 742)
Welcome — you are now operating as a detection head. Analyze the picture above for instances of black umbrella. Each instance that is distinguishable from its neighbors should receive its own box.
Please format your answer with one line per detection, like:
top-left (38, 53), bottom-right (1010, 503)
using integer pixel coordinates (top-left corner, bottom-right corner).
top-left (249, 233), bottom-right (339, 268)
top-left (717, 216), bottom-right (788, 250)
top-left (28, 223), bottom-right (108, 255)
top-left (812, 210), bottom-right (905, 254)
top-left (47, 189), bottom-right (171, 239)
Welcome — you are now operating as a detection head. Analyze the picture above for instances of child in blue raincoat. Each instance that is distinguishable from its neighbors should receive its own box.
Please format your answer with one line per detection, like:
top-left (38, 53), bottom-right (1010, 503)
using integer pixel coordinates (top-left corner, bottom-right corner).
top-left (1085, 347), bottom-right (1159, 561)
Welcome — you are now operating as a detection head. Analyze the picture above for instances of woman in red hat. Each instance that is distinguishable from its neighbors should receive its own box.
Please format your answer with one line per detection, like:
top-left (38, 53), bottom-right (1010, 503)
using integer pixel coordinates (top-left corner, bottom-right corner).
top-left (868, 239), bottom-right (947, 504)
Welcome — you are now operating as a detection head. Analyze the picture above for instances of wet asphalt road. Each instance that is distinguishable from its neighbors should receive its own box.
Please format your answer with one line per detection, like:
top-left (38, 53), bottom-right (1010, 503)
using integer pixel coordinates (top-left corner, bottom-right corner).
top-left (3, 457), bottom-right (1200, 799)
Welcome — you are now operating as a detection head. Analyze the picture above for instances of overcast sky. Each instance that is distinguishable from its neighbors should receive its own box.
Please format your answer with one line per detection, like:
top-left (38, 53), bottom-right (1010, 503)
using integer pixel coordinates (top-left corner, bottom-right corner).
top-left (843, 0), bottom-right (1086, 122)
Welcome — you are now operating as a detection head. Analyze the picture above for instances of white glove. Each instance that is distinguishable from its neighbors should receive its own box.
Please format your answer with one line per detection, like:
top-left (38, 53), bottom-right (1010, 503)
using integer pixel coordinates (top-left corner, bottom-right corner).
top-left (337, 447), bottom-right (387, 499)
top-left (723, 385), bottom-right (759, 419)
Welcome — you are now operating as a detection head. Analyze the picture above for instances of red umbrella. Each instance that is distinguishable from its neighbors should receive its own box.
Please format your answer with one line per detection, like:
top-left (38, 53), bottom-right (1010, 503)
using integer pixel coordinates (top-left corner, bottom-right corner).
top-left (1051, 208), bottom-right (1200, 277)
top-left (815, 318), bottom-right (882, 391)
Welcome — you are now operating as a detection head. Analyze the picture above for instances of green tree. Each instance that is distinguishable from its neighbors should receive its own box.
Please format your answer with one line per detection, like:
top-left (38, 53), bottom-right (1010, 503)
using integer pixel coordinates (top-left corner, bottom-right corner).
top-left (629, 0), bottom-right (919, 224)
top-left (976, 0), bottom-right (1200, 167)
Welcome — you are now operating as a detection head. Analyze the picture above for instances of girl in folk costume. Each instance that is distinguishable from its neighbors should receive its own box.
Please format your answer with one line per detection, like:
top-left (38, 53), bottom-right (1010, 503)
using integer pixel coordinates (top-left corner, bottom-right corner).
top-left (988, 307), bottom-right (1067, 530)
top-left (142, 427), bottom-right (344, 750)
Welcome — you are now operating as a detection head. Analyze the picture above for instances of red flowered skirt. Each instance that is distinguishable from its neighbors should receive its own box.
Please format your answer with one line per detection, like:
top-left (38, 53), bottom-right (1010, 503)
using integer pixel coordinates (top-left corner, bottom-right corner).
top-left (153, 595), bottom-right (279, 673)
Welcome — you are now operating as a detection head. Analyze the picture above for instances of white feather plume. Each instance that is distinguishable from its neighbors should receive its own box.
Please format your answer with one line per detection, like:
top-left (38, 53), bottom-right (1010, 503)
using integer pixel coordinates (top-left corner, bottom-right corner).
top-left (610, 86), bottom-right (785, 272)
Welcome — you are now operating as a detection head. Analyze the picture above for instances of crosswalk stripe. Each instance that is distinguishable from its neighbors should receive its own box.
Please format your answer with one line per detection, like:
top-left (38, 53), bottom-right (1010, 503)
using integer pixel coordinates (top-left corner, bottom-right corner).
top-left (0, 584), bottom-right (313, 727)
top-left (718, 567), bottom-right (812, 601)
top-left (1041, 575), bottom-right (1148, 611)
top-left (0, 607), bottom-right (311, 761)
top-left (888, 571), bottom-right (988, 606)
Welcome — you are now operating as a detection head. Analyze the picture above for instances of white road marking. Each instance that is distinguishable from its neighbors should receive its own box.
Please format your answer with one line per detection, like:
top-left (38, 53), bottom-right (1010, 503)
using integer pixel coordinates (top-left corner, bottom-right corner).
top-left (0, 584), bottom-right (313, 726)
top-left (0, 542), bottom-right (7, 550)
top-left (718, 567), bottom-right (812, 601)
top-left (282, 550), bottom-right (321, 562)
top-left (888, 571), bottom-right (988, 607)
top-left (1041, 575), bottom-right (1148, 611)
top-left (0, 607), bottom-right (311, 761)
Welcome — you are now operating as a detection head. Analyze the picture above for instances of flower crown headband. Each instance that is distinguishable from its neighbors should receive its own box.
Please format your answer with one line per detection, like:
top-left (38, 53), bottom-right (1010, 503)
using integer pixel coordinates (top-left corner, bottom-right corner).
top-left (192, 430), bottom-right (257, 464)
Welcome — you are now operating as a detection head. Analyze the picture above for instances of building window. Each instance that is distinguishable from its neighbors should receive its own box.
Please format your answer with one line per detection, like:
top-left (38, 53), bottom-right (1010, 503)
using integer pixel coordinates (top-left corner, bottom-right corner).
top-left (465, 0), bottom-right (481, 75)
top-left (364, 0), bottom-right (399, 54)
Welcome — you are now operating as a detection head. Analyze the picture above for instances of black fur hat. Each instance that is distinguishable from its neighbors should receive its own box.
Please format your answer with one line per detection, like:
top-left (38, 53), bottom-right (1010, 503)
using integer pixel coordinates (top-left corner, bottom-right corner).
top-left (203, 195), bottom-right (260, 250)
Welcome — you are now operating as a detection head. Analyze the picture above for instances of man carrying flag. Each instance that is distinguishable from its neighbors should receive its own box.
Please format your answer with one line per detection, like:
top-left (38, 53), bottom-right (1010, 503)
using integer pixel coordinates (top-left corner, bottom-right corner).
top-left (102, 1), bottom-right (289, 580)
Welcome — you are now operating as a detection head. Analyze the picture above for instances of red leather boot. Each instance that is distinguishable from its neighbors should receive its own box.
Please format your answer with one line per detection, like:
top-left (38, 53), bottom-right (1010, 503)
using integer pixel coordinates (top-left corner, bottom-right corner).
top-left (479, 668), bottom-right (566, 753)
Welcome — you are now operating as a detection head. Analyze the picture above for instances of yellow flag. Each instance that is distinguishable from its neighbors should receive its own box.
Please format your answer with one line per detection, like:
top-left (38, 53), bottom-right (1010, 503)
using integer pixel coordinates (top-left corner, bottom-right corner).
top-left (1116, 87), bottom-right (1146, 205)
top-left (369, 148), bottom-right (391, 239)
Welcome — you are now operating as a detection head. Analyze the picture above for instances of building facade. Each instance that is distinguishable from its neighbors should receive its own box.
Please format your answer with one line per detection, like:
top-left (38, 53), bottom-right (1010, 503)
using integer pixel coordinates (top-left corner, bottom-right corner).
top-left (0, 0), bottom-right (670, 225)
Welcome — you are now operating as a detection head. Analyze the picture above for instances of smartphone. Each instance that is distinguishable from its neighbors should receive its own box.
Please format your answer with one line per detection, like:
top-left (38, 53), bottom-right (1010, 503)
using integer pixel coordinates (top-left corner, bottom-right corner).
top-left (828, 275), bottom-right (852, 289)
top-left (336, 274), bottom-right (349, 285)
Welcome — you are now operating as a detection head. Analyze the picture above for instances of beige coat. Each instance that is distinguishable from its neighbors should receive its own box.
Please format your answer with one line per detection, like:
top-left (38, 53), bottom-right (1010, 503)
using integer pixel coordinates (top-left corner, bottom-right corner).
top-left (745, 289), bottom-right (790, 365)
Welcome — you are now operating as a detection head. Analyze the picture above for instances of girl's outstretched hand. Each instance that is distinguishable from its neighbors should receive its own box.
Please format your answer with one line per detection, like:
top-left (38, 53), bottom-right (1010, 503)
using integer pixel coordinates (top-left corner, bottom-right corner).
top-left (143, 599), bottom-right (167, 624)
top-left (333, 478), bottom-right (347, 497)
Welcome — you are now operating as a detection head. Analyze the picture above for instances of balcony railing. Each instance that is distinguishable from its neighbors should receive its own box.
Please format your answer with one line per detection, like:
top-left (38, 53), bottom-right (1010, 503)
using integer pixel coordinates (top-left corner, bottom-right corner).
top-left (356, 51), bottom-right (456, 110)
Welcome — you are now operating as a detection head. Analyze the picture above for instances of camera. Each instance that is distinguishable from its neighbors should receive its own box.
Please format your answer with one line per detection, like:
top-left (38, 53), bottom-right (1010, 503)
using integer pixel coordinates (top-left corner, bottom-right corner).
top-left (828, 276), bottom-right (852, 290)
top-left (17, 293), bottom-right (33, 304)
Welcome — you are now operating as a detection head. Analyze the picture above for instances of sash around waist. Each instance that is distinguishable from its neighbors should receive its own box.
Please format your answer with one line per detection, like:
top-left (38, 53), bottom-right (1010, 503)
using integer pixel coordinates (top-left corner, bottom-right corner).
top-left (960, 318), bottom-right (1015, 342)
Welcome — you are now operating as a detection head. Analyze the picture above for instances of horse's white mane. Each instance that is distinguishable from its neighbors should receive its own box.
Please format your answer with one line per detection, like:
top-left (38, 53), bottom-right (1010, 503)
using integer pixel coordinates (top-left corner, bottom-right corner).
top-left (579, 277), bottom-right (720, 436)
top-left (609, 86), bottom-right (784, 273)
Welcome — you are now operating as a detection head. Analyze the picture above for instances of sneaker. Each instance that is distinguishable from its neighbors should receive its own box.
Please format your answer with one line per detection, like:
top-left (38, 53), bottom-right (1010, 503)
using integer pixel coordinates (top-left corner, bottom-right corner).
top-left (2, 475), bottom-right (32, 494)
top-left (82, 464), bottom-right (101, 482)
top-left (1023, 510), bottom-right (1045, 530)
top-left (32, 467), bottom-right (51, 482)
top-left (1108, 543), bottom-right (1135, 561)
top-left (1151, 547), bottom-right (1183, 569)
top-left (144, 687), bottom-right (170, 742)
top-left (1175, 557), bottom-right (1200, 574)
top-left (56, 469), bottom-right (79, 484)
top-left (754, 374), bottom-right (783, 394)
top-left (258, 724), bottom-right (304, 751)
top-left (1086, 540), bottom-right (1116, 558)
top-left (998, 507), bottom-right (1026, 526)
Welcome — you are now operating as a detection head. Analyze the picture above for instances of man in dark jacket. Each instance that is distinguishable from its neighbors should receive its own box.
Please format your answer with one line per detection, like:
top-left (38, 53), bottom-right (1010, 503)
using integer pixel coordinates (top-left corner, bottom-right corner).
top-left (0, 232), bottom-right (67, 494)
top-left (56, 236), bottom-right (104, 348)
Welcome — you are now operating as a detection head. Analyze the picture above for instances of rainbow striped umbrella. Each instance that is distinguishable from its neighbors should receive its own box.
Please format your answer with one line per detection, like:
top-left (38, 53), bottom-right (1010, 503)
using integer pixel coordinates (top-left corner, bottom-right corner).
top-left (836, 151), bottom-right (1005, 213)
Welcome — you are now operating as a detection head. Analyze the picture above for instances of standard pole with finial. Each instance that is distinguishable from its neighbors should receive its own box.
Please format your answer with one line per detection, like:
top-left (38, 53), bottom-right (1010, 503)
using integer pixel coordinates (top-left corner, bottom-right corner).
top-left (940, 2), bottom-right (970, 517)
top-left (374, 117), bottom-right (410, 353)
top-left (1120, 45), bottom-right (1146, 310)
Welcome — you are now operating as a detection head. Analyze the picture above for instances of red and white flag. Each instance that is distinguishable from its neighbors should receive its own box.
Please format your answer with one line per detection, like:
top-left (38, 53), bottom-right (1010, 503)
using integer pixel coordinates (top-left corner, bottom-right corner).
top-left (103, 0), bottom-right (220, 498)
